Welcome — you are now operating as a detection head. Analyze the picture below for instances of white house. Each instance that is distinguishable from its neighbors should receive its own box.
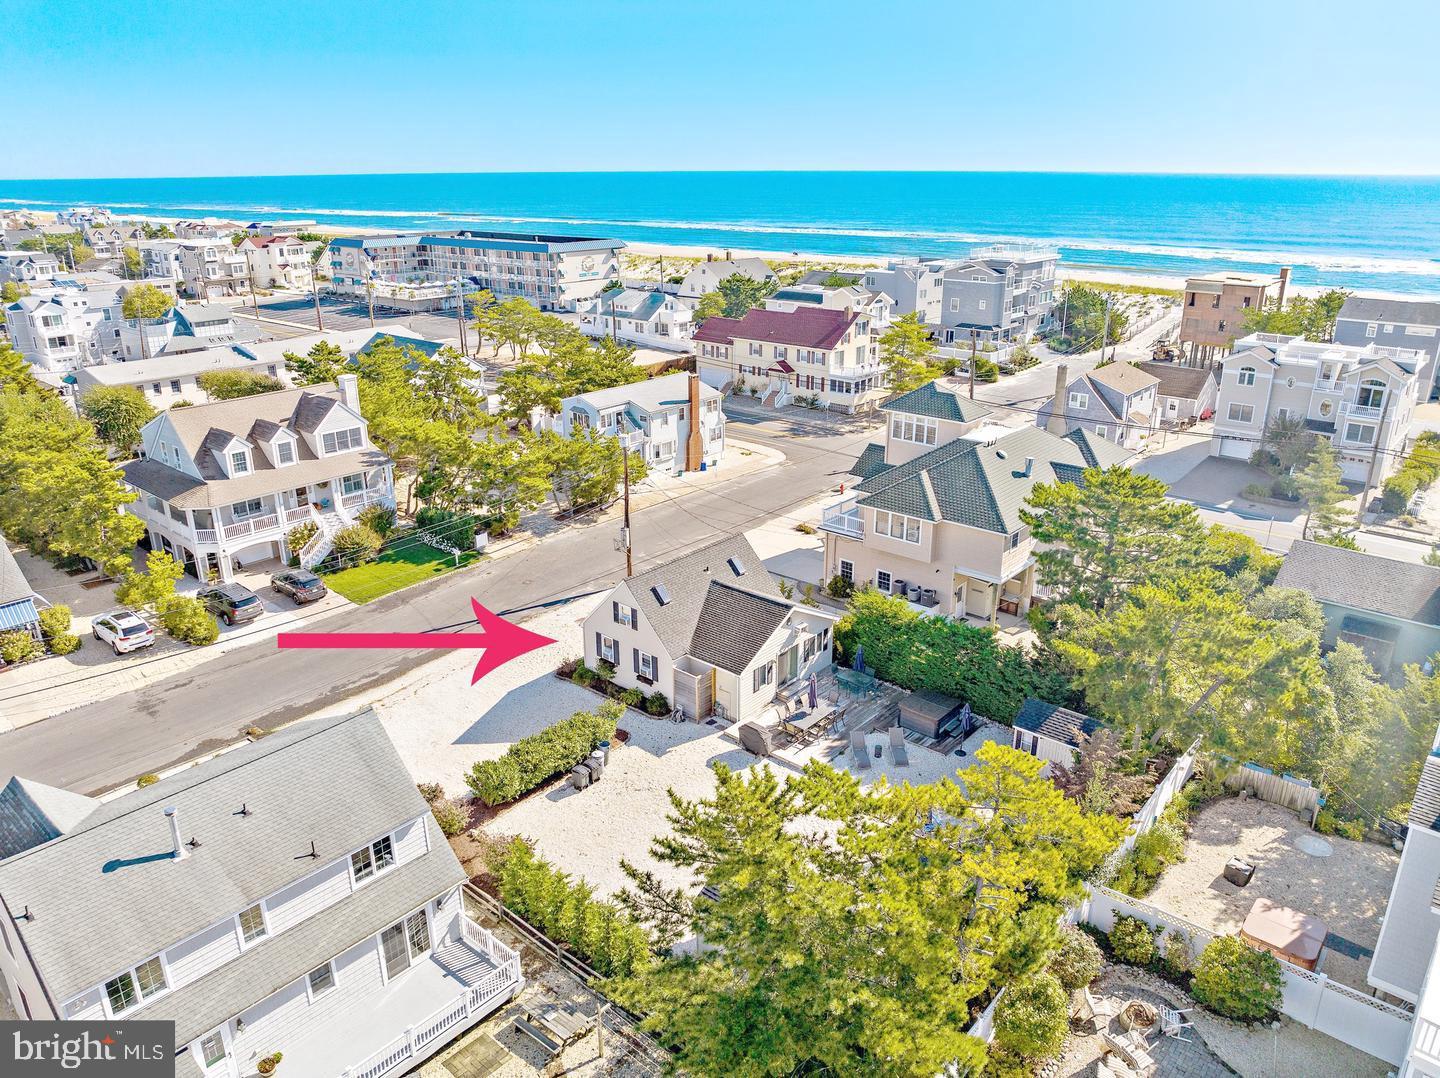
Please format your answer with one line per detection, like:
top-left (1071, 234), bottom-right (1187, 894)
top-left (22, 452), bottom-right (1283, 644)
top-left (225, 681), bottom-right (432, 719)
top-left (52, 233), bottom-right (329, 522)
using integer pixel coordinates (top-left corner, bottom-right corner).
top-left (554, 371), bottom-right (724, 476)
top-left (120, 375), bottom-right (395, 581)
top-left (3, 284), bottom-right (126, 371)
top-left (583, 535), bottom-right (837, 723)
top-left (237, 235), bottom-right (313, 290)
top-left (119, 303), bottom-right (239, 361)
top-left (0, 250), bottom-right (62, 286)
top-left (73, 345), bottom-right (291, 407)
top-left (0, 709), bottom-right (522, 1078)
top-left (676, 257), bottom-right (778, 299)
top-left (1211, 332), bottom-right (1422, 483)
top-left (692, 305), bottom-right (884, 413)
top-left (578, 288), bottom-right (694, 350)
top-left (764, 274), bottom-right (894, 333)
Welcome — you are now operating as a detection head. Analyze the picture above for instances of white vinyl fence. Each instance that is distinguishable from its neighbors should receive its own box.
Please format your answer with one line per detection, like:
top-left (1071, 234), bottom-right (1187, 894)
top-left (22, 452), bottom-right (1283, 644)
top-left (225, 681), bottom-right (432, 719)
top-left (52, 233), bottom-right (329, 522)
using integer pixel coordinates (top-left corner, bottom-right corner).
top-left (1078, 885), bottom-right (1412, 1066)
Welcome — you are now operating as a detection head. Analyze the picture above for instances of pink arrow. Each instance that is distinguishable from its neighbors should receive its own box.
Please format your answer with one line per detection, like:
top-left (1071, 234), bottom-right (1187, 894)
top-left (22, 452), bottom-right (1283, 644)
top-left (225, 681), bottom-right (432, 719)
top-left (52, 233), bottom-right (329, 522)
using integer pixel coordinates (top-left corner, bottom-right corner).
top-left (277, 598), bottom-right (556, 684)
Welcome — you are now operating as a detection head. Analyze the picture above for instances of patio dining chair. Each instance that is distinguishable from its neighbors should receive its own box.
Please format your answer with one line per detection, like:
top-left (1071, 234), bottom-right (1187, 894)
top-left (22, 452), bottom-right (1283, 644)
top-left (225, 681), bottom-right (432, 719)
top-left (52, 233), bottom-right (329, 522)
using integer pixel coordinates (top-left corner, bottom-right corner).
top-left (1102, 1032), bottom-right (1156, 1077)
top-left (1159, 1005), bottom-right (1194, 1041)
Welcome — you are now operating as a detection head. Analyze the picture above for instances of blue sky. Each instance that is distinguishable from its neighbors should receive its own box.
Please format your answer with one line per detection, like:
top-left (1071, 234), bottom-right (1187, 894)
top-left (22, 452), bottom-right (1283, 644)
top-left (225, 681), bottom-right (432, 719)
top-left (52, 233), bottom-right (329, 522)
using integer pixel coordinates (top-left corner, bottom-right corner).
top-left (4, 0), bottom-right (1439, 178)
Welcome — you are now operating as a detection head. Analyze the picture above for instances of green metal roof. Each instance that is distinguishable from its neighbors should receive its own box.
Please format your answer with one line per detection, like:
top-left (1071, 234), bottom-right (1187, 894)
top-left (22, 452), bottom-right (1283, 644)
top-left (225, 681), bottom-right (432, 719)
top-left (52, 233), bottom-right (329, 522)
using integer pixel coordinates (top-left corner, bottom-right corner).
top-left (851, 443), bottom-right (890, 481)
top-left (881, 380), bottom-right (994, 424)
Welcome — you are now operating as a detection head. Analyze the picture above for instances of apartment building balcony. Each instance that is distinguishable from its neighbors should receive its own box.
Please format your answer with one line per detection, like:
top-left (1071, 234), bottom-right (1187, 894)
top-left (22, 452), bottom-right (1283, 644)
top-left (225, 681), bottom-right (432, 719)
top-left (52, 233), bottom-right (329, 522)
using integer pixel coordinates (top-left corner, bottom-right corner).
top-left (277, 916), bottom-right (521, 1078)
top-left (820, 500), bottom-right (864, 539)
top-left (1340, 401), bottom-right (1384, 421)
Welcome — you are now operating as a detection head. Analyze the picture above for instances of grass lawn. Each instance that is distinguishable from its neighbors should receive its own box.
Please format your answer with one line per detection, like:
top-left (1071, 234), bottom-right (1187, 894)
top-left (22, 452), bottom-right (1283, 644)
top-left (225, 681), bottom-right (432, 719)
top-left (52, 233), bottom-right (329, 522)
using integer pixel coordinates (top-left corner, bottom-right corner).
top-left (322, 541), bottom-right (482, 604)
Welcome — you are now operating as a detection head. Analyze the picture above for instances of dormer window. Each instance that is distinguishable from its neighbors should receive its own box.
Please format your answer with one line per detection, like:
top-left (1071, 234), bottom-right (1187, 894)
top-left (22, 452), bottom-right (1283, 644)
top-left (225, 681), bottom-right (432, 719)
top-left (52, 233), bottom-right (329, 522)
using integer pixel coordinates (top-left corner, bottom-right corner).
top-left (230, 450), bottom-right (250, 475)
top-left (322, 427), bottom-right (364, 455)
top-left (275, 441), bottom-right (295, 465)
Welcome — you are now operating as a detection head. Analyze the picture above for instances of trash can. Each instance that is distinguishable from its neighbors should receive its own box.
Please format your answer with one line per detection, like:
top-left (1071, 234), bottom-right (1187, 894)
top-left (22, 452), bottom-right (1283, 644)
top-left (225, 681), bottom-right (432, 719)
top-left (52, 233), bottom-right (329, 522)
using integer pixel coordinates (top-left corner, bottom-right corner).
top-left (586, 751), bottom-right (606, 779)
top-left (569, 766), bottom-right (590, 790)
top-left (596, 740), bottom-right (611, 764)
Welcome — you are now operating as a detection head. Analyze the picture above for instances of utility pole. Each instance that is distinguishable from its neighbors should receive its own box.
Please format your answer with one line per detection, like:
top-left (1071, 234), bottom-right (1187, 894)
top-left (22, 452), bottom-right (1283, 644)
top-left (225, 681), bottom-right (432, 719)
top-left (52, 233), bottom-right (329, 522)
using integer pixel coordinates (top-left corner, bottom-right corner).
top-left (1100, 296), bottom-right (1111, 362)
top-left (621, 447), bottom-right (633, 577)
top-left (969, 328), bottom-right (977, 399)
top-left (366, 274), bottom-right (376, 328)
top-left (453, 279), bottom-right (469, 355)
top-left (310, 272), bottom-right (324, 331)
top-left (608, 289), bottom-right (617, 343)
top-left (243, 245), bottom-right (259, 314)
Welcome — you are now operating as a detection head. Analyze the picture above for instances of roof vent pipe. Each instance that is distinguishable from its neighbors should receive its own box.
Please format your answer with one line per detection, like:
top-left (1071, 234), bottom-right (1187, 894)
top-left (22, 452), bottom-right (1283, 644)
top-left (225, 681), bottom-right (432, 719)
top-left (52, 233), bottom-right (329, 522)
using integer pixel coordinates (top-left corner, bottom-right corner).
top-left (165, 807), bottom-right (188, 861)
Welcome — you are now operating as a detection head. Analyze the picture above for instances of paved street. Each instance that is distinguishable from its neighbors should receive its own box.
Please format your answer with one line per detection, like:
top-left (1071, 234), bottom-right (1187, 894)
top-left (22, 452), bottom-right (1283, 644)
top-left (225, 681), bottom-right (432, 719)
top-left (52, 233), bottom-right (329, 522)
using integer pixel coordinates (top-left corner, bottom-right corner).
top-left (0, 412), bottom-right (879, 794)
top-left (231, 293), bottom-right (470, 346)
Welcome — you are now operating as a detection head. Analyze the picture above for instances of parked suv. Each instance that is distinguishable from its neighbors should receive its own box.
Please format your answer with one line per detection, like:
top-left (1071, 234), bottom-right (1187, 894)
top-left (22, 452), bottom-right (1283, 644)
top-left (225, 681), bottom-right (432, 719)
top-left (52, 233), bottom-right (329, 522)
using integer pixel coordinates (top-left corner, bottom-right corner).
top-left (91, 610), bottom-right (155, 654)
top-left (197, 582), bottom-right (265, 626)
top-left (270, 569), bottom-right (328, 605)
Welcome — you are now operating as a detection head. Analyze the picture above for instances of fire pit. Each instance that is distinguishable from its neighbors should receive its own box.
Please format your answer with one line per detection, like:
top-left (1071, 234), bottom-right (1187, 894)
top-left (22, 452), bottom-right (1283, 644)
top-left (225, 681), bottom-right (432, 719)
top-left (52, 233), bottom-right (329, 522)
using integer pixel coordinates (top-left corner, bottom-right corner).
top-left (1119, 1000), bottom-right (1158, 1032)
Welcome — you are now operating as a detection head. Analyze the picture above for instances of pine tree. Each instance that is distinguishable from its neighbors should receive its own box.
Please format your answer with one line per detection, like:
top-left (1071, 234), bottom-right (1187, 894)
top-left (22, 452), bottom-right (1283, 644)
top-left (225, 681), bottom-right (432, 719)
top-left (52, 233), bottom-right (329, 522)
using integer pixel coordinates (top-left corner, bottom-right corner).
top-left (1295, 439), bottom-right (1351, 541)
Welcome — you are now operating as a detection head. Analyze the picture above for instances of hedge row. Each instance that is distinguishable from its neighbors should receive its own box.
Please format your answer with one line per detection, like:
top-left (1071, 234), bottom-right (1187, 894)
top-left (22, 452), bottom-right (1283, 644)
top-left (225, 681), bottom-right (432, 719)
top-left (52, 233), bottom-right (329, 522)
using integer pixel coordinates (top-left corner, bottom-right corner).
top-left (497, 838), bottom-right (652, 977)
top-left (465, 703), bottom-right (620, 806)
top-left (1382, 432), bottom-right (1440, 513)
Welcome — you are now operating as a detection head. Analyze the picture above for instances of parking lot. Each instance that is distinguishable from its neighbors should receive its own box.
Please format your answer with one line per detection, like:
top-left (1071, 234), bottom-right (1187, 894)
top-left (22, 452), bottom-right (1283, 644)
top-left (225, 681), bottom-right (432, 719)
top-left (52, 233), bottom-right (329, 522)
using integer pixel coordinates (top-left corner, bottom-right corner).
top-left (239, 293), bottom-right (470, 345)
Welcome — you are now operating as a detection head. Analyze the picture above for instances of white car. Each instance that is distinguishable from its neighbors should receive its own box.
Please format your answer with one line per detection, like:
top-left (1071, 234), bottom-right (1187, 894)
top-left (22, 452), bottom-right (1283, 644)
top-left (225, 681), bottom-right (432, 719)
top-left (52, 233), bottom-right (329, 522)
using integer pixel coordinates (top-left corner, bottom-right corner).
top-left (91, 610), bottom-right (156, 655)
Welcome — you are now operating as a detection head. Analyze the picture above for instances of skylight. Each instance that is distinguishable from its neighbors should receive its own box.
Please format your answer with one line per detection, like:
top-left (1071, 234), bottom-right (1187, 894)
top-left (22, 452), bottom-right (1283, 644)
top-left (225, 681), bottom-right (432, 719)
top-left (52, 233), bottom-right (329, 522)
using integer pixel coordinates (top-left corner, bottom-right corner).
top-left (652, 584), bottom-right (671, 606)
top-left (727, 557), bottom-right (746, 576)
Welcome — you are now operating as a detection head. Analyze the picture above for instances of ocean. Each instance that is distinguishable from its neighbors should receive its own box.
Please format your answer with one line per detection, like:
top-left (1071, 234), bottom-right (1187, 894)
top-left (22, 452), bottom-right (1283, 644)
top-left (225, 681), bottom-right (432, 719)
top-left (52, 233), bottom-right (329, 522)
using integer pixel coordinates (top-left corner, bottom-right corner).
top-left (3, 171), bottom-right (1438, 296)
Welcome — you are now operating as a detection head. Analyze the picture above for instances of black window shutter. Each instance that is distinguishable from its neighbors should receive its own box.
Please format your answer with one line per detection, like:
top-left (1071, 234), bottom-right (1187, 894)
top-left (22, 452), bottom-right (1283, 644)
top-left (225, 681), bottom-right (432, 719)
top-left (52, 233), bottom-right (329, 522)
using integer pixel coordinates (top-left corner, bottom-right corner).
top-left (595, 631), bottom-right (602, 657)
top-left (631, 607), bottom-right (640, 630)
top-left (633, 648), bottom-right (640, 673)
top-left (612, 601), bottom-right (620, 624)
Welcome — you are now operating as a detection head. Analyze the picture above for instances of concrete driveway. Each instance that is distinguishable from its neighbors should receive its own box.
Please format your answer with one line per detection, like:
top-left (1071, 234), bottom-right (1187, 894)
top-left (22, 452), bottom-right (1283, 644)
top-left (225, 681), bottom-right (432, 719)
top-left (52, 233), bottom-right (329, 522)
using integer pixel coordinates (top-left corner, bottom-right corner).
top-left (1167, 456), bottom-right (1305, 522)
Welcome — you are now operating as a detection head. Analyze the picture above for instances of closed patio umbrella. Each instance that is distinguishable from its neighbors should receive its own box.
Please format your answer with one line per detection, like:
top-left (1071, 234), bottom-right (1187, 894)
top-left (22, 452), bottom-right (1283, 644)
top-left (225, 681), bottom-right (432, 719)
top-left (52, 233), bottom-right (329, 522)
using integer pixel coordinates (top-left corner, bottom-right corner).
top-left (807, 673), bottom-right (818, 709)
top-left (853, 643), bottom-right (865, 672)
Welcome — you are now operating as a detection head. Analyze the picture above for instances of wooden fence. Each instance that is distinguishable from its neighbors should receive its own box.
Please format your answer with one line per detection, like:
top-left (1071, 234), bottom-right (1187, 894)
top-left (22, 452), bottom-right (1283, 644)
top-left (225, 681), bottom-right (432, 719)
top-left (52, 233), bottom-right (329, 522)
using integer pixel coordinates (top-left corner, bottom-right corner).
top-left (1225, 764), bottom-right (1323, 824)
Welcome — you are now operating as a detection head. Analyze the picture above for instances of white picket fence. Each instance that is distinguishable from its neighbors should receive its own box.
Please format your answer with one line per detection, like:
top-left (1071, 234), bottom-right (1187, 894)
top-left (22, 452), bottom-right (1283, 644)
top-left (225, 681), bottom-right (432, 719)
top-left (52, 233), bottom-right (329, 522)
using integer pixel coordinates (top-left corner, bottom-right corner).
top-left (1078, 885), bottom-right (1413, 1066)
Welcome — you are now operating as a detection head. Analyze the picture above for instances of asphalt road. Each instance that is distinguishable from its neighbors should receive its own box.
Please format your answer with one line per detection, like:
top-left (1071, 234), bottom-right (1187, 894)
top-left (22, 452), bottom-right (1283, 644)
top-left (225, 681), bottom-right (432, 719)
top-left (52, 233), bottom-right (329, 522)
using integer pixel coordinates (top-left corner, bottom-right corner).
top-left (0, 413), bottom-right (879, 794)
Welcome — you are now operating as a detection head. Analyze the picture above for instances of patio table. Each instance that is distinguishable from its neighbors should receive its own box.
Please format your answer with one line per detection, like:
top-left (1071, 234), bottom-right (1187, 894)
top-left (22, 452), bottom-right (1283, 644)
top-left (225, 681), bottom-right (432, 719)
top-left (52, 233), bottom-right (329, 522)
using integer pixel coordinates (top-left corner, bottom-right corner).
top-left (526, 1004), bottom-right (590, 1044)
top-left (782, 704), bottom-right (833, 743)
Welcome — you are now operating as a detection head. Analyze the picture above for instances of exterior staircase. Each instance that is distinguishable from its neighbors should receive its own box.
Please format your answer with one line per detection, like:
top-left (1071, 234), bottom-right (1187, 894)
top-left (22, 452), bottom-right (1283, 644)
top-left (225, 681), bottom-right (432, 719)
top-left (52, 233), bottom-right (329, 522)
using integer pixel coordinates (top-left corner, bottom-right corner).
top-left (300, 508), bottom-right (349, 570)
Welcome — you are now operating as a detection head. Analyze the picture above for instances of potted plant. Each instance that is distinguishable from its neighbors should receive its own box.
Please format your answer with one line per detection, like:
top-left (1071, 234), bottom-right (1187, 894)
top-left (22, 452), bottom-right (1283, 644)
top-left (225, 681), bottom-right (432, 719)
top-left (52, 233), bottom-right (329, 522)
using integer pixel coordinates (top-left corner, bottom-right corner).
top-left (256, 1052), bottom-right (283, 1074)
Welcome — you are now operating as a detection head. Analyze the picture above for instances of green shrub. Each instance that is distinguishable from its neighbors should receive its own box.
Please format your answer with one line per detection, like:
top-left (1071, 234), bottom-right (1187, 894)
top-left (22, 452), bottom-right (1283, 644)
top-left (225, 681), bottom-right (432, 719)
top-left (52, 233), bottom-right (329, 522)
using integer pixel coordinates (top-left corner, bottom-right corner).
top-left (1114, 819), bottom-right (1186, 896)
top-left (983, 1043), bottom-right (1033, 1078)
top-left (431, 797), bottom-right (469, 837)
top-left (414, 506), bottom-right (474, 547)
top-left (825, 574), bottom-right (854, 599)
top-left (286, 520), bottom-right (318, 555)
top-left (48, 632), bottom-right (81, 655)
top-left (644, 691), bottom-right (671, 716)
top-left (330, 524), bottom-right (383, 565)
top-left (0, 631), bottom-right (42, 664)
top-left (357, 503), bottom-right (397, 538)
top-left (993, 972), bottom-right (1068, 1060)
top-left (1383, 471), bottom-right (1420, 514)
top-left (619, 687), bottom-right (644, 708)
top-left (136, 773), bottom-right (159, 788)
top-left (160, 596), bottom-right (220, 646)
top-left (496, 838), bottom-right (651, 977)
top-left (1191, 936), bottom-right (1283, 1021)
top-left (1242, 482), bottom-right (1271, 499)
top-left (417, 782), bottom-right (445, 803)
top-left (1337, 817), bottom-right (1368, 842)
top-left (465, 705), bottom-right (620, 806)
top-left (38, 604), bottom-right (72, 640)
top-left (1048, 924), bottom-right (1104, 991)
top-left (1161, 929), bottom-right (1193, 978)
top-left (1109, 916), bottom-right (1157, 966)
top-left (794, 522), bottom-right (817, 535)
top-left (571, 663), bottom-right (597, 687)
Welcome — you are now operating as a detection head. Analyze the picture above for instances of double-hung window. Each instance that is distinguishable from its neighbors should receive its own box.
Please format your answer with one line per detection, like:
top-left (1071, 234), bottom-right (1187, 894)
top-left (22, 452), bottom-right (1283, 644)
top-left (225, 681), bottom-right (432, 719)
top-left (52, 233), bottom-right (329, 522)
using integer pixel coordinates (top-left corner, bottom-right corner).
top-left (275, 440), bottom-right (295, 465)
top-left (105, 956), bottom-right (167, 1015)
top-left (752, 661), bottom-right (775, 692)
top-left (351, 834), bottom-right (396, 883)
top-left (876, 569), bottom-right (892, 592)
top-left (634, 649), bottom-right (657, 682)
top-left (306, 961), bottom-right (337, 1000)
top-left (874, 510), bottom-right (921, 543)
top-left (1226, 403), bottom-right (1255, 424)
top-left (229, 450), bottom-right (250, 475)
top-left (342, 473), bottom-right (365, 495)
top-left (238, 903), bottom-right (268, 945)
top-left (1236, 367), bottom-right (1256, 387)
top-left (322, 427), bottom-right (364, 454)
top-left (838, 559), bottom-right (854, 583)
top-left (612, 601), bottom-right (638, 628)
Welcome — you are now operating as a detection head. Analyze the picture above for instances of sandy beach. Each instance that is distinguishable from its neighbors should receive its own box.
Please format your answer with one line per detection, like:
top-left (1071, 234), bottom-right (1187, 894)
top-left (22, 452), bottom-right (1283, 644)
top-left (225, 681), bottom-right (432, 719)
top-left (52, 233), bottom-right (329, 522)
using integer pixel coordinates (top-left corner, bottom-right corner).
top-left (17, 206), bottom-right (1393, 299)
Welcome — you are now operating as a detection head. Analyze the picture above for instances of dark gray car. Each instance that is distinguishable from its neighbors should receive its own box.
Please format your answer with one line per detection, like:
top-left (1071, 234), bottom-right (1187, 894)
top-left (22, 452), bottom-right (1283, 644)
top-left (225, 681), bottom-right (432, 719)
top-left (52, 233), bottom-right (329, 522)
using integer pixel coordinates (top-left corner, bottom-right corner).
top-left (197, 582), bottom-right (264, 625)
top-left (270, 569), bottom-right (328, 604)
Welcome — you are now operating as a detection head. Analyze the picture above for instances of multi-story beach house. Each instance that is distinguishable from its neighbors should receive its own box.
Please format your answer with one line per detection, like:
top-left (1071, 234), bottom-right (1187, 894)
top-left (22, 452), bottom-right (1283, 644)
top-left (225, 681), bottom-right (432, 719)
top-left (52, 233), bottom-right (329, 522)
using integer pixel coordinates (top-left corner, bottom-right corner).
top-left (936, 245), bottom-right (1059, 346)
top-left (140, 239), bottom-right (186, 287)
top-left (237, 235), bottom-right (313, 291)
top-left (582, 534), bottom-right (837, 722)
top-left (177, 239), bottom-right (253, 299)
top-left (73, 345), bottom-right (289, 407)
top-left (1035, 362), bottom-right (1160, 450)
top-left (0, 709), bottom-right (523, 1078)
top-left (764, 274), bottom-right (893, 333)
top-left (119, 303), bottom-right (240, 361)
top-left (693, 305), bottom-right (884, 413)
top-left (1178, 270), bottom-right (1287, 364)
top-left (552, 371), bottom-right (724, 477)
top-left (83, 224), bottom-right (141, 259)
top-left (820, 377), bottom-right (1133, 622)
top-left (1211, 331), bottom-right (1422, 484)
top-left (676, 256), bottom-right (778, 299)
top-left (1334, 296), bottom-right (1440, 399)
top-left (578, 287), bottom-right (694, 350)
top-left (174, 219), bottom-right (245, 241)
top-left (861, 260), bottom-right (947, 324)
top-left (327, 230), bottom-right (624, 313)
top-left (3, 282), bottom-right (126, 371)
top-left (0, 250), bottom-right (62, 286)
top-left (120, 375), bottom-right (395, 581)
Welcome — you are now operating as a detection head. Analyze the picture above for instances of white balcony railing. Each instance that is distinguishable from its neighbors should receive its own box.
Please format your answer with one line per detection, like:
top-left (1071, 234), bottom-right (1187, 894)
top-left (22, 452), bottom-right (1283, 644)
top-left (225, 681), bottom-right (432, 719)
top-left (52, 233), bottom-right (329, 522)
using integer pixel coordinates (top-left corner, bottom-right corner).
top-left (820, 506), bottom-right (864, 539)
top-left (1342, 402), bottom-right (1383, 420)
top-left (222, 513), bottom-right (280, 541)
top-left (339, 487), bottom-right (390, 512)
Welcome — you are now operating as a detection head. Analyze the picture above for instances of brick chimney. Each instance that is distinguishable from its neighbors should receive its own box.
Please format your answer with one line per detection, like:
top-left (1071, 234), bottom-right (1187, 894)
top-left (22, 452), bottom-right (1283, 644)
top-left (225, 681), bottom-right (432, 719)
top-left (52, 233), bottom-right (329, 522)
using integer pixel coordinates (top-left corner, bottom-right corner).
top-left (1276, 266), bottom-right (1291, 308)
top-left (1047, 363), bottom-right (1070, 436)
top-left (685, 372), bottom-right (703, 471)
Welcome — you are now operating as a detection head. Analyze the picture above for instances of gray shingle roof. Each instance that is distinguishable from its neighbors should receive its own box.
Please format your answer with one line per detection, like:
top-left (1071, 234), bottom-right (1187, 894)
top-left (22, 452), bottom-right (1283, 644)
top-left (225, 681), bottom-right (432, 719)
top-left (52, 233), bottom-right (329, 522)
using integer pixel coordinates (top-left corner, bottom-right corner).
top-left (1339, 296), bottom-right (1440, 327)
top-left (1063, 428), bottom-right (1134, 470)
top-left (0, 536), bottom-right (35, 606)
top-left (1089, 363), bottom-right (1160, 396)
top-left (855, 426), bottom-right (1133, 534)
top-left (0, 709), bottom-right (441, 1004)
top-left (1013, 698), bottom-right (1101, 748)
top-left (1274, 540), bottom-right (1440, 626)
top-left (621, 535), bottom-right (790, 665)
top-left (689, 582), bottom-right (793, 674)
top-left (882, 380), bottom-right (994, 424)
top-left (0, 778), bottom-right (97, 861)
top-left (1135, 362), bottom-right (1218, 400)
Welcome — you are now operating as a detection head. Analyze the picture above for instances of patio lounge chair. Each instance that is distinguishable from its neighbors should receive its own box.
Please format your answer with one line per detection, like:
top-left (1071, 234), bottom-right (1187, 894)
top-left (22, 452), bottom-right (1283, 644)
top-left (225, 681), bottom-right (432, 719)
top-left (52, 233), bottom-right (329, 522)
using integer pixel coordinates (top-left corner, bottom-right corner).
top-left (1159, 1005), bottom-right (1194, 1040)
top-left (851, 731), bottom-right (871, 769)
top-left (1103, 1032), bottom-right (1156, 1077)
top-left (888, 726), bottom-right (909, 767)
top-left (1080, 985), bottom-right (1121, 1027)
